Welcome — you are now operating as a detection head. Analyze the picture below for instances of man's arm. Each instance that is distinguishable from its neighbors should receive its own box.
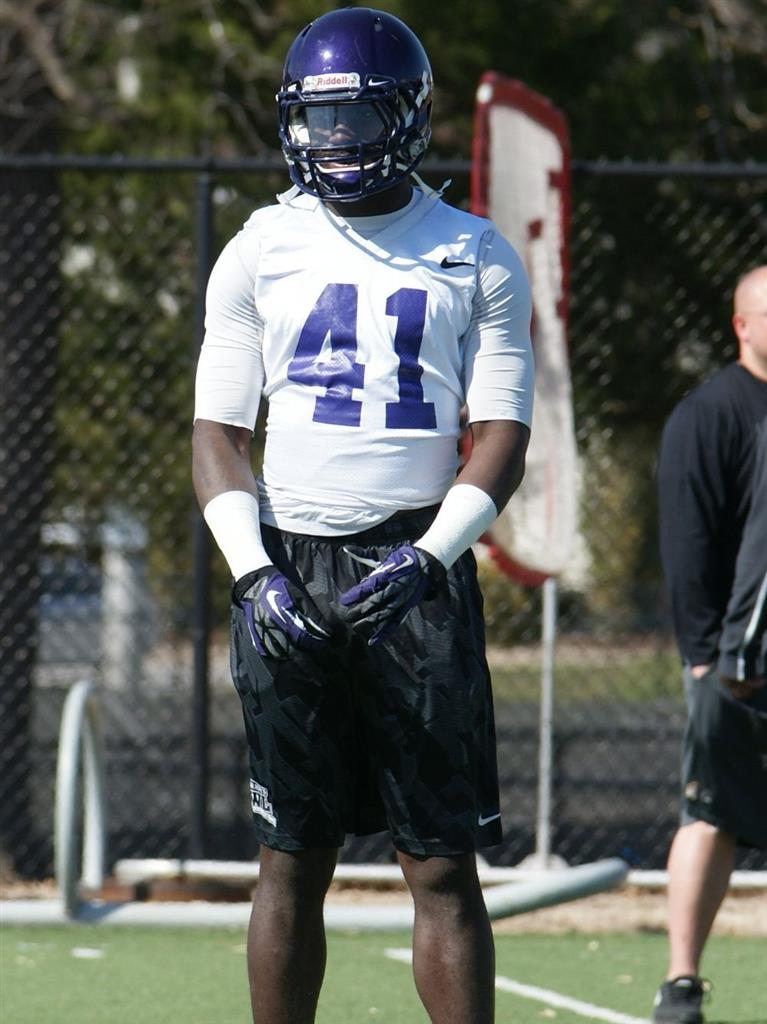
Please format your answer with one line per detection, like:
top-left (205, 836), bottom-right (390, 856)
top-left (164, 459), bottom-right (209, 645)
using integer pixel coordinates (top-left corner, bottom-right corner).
top-left (192, 419), bottom-right (257, 510)
top-left (192, 230), bottom-right (273, 580)
top-left (657, 399), bottom-right (730, 675)
top-left (192, 418), bottom-right (331, 657)
top-left (718, 419), bottom-right (767, 696)
top-left (413, 418), bottom-right (529, 568)
top-left (455, 419), bottom-right (529, 511)
top-left (191, 419), bottom-right (272, 579)
top-left (414, 227), bottom-right (533, 570)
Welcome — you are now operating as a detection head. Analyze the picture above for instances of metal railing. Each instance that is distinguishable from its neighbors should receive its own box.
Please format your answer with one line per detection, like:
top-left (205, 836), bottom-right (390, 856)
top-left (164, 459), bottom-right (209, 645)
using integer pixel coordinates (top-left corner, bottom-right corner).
top-left (54, 679), bottom-right (105, 915)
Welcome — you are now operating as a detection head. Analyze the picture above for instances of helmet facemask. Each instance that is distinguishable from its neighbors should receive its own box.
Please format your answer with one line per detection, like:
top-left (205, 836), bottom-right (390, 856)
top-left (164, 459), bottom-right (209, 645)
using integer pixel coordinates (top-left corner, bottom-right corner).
top-left (279, 74), bottom-right (431, 202)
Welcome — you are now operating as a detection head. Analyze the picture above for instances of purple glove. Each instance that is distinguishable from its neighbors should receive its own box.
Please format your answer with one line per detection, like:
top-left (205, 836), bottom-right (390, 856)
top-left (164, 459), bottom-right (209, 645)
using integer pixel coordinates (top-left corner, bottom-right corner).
top-left (338, 544), bottom-right (446, 646)
top-left (233, 567), bottom-right (330, 660)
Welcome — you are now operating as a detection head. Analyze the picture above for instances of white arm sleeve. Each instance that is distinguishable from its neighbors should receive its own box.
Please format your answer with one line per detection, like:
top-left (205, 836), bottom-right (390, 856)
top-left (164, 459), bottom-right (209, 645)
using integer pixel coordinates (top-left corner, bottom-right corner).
top-left (416, 483), bottom-right (498, 569)
top-left (463, 229), bottom-right (534, 426)
top-left (193, 235), bottom-right (265, 430)
top-left (203, 490), bottom-right (272, 580)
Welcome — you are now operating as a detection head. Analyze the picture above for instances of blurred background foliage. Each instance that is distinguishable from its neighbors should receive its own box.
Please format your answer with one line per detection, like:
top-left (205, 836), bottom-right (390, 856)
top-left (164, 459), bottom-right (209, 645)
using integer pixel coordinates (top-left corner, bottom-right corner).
top-left (3, 0), bottom-right (765, 161)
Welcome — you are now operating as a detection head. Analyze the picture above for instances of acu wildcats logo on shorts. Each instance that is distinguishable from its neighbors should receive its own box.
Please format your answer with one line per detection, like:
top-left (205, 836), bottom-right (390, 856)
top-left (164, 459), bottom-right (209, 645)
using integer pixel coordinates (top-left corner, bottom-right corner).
top-left (250, 778), bottom-right (277, 827)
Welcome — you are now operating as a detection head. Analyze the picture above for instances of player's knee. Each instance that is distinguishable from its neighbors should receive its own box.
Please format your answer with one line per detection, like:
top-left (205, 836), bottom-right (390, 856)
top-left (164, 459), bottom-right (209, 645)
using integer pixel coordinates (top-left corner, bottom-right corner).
top-left (399, 852), bottom-right (479, 902)
top-left (257, 846), bottom-right (337, 903)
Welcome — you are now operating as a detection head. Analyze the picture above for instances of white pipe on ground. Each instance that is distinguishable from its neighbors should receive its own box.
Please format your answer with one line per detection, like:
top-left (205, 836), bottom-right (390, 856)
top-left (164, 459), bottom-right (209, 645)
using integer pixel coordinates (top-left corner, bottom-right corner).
top-left (2, 859), bottom-right (629, 929)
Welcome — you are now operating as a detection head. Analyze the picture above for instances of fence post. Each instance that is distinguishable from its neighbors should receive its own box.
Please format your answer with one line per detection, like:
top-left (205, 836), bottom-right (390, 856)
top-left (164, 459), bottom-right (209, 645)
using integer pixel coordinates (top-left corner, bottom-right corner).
top-left (190, 170), bottom-right (214, 858)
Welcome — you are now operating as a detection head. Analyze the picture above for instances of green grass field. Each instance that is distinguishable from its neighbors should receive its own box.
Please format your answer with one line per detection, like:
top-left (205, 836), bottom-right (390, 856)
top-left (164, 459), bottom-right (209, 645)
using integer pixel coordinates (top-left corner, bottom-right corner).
top-left (488, 649), bottom-right (683, 704)
top-left (2, 926), bottom-right (765, 1024)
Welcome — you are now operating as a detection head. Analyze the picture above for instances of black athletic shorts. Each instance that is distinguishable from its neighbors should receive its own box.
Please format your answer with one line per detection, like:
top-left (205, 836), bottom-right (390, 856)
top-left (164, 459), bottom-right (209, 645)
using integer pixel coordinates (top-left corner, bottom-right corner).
top-left (681, 665), bottom-right (767, 848)
top-left (229, 506), bottom-right (502, 857)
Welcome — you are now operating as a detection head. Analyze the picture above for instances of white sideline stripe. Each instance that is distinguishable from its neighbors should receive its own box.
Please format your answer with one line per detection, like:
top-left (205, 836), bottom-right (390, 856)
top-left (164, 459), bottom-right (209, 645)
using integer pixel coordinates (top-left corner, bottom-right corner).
top-left (384, 948), bottom-right (649, 1024)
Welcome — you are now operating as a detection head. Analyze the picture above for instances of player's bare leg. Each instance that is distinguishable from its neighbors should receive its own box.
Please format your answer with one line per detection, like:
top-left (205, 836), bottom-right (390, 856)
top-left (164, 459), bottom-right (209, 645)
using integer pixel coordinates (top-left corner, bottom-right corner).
top-left (247, 846), bottom-right (337, 1024)
top-left (398, 851), bottom-right (495, 1024)
top-left (665, 820), bottom-right (735, 978)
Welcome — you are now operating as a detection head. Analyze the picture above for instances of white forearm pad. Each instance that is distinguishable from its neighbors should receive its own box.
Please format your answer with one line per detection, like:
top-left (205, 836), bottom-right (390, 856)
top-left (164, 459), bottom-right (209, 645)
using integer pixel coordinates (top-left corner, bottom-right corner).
top-left (202, 490), bottom-right (272, 580)
top-left (415, 484), bottom-right (498, 569)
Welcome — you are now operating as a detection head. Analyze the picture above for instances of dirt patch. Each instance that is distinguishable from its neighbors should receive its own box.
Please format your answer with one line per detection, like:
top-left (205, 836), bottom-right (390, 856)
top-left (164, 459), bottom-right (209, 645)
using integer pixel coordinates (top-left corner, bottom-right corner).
top-left (0, 878), bottom-right (58, 901)
top-left (326, 882), bottom-right (766, 937)
top-left (491, 886), bottom-right (767, 936)
top-left (267, 881), bottom-right (767, 937)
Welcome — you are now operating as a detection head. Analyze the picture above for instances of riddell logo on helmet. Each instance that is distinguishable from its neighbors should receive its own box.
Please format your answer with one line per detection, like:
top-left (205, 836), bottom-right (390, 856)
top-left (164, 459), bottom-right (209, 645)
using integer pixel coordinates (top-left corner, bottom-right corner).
top-left (303, 72), bottom-right (361, 92)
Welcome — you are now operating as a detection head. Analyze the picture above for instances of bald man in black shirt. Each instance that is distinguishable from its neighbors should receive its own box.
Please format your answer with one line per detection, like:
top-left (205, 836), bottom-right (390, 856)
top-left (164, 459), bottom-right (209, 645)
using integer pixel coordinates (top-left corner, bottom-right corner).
top-left (653, 265), bottom-right (767, 1024)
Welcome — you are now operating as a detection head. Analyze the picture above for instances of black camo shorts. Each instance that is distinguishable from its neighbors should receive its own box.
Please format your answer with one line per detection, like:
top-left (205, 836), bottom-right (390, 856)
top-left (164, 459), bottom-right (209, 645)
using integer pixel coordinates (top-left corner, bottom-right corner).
top-left (229, 506), bottom-right (503, 857)
top-left (681, 665), bottom-right (767, 848)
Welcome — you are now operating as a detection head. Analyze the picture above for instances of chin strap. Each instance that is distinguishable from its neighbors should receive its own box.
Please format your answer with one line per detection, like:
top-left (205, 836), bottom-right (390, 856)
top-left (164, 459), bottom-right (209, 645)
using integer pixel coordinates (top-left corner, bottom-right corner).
top-left (276, 184), bottom-right (304, 205)
top-left (410, 171), bottom-right (452, 199)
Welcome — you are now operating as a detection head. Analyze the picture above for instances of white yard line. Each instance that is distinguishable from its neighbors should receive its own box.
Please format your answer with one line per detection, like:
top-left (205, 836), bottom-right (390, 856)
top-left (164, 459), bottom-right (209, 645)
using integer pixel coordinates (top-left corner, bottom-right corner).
top-left (384, 947), bottom-right (650, 1024)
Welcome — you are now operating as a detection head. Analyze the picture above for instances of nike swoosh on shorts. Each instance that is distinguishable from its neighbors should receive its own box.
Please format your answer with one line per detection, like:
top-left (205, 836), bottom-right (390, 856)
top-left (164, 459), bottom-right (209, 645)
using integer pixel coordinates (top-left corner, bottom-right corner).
top-left (478, 812), bottom-right (501, 826)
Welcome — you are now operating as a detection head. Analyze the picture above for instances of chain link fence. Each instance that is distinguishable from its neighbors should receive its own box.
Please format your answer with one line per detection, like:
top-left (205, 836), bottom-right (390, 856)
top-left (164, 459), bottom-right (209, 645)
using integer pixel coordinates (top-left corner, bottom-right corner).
top-left (1, 156), bottom-right (765, 881)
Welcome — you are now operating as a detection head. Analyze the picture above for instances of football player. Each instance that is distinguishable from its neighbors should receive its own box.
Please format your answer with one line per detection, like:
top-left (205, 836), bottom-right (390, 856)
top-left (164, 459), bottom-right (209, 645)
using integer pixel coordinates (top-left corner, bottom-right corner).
top-left (193, 9), bottom-right (534, 1023)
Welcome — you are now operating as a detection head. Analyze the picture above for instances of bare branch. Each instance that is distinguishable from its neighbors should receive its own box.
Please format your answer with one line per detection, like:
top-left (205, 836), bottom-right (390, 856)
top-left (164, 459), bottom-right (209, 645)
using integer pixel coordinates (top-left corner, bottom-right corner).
top-left (0, 0), bottom-right (79, 104)
top-left (733, 96), bottom-right (767, 132)
top-left (708, 0), bottom-right (767, 54)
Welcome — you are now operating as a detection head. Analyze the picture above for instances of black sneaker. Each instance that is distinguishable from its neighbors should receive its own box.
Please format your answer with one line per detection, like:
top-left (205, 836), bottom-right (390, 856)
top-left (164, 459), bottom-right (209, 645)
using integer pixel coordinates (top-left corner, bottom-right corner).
top-left (651, 975), bottom-right (710, 1024)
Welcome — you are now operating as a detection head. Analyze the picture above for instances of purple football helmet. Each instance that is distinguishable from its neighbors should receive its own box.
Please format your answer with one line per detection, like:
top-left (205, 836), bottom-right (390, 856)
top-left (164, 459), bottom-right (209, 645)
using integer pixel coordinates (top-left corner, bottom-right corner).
top-left (277, 8), bottom-right (433, 201)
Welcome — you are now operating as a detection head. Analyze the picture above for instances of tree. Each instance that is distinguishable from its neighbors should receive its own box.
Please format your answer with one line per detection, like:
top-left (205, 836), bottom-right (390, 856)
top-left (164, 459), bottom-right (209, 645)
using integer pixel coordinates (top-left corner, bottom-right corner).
top-left (1, 1), bottom-right (764, 166)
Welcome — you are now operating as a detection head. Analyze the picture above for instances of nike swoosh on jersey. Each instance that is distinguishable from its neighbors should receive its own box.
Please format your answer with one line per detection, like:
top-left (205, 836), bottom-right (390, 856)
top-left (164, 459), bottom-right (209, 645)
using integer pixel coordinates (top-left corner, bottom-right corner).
top-left (440, 256), bottom-right (474, 269)
top-left (477, 812), bottom-right (501, 826)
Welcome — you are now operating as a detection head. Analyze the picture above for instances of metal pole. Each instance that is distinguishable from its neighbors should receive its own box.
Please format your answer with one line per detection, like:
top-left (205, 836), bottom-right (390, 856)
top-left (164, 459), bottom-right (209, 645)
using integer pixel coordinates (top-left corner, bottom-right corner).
top-left (190, 171), bottom-right (214, 858)
top-left (535, 576), bottom-right (558, 866)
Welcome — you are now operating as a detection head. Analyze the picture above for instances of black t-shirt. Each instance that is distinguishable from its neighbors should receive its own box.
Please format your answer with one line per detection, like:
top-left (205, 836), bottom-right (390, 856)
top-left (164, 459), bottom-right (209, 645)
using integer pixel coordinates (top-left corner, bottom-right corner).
top-left (657, 363), bottom-right (767, 666)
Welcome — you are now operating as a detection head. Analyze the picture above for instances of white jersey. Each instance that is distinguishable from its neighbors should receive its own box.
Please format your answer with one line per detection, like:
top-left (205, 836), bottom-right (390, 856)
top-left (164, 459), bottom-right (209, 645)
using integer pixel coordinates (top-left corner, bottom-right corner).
top-left (194, 187), bottom-right (534, 535)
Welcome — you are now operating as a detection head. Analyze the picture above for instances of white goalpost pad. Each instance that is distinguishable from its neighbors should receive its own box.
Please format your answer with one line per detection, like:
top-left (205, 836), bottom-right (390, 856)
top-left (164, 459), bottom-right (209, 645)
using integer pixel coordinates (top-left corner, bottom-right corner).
top-left (472, 73), bottom-right (579, 584)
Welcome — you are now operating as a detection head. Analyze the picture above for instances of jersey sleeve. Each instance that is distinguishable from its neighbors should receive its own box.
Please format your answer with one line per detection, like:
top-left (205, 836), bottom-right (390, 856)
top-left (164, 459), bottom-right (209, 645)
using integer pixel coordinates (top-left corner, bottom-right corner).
top-left (718, 417), bottom-right (767, 681)
top-left (462, 229), bottom-right (534, 426)
top-left (193, 233), bottom-right (265, 430)
top-left (657, 396), bottom-right (732, 666)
